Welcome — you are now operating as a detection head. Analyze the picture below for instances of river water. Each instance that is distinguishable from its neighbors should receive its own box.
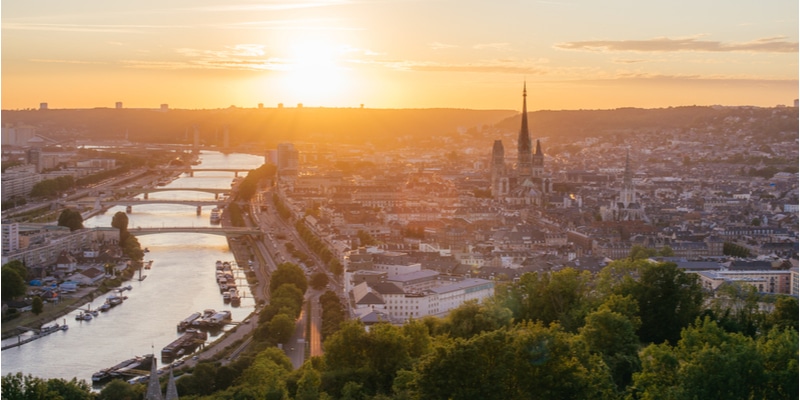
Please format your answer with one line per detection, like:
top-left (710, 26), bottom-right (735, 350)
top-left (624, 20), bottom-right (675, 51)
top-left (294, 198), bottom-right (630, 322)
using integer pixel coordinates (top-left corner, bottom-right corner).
top-left (1, 151), bottom-right (265, 384)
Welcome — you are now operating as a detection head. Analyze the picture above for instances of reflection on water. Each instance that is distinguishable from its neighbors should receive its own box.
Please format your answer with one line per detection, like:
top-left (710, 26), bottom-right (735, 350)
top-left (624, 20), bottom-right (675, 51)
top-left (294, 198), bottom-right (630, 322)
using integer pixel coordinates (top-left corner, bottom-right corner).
top-left (1, 151), bottom-right (264, 382)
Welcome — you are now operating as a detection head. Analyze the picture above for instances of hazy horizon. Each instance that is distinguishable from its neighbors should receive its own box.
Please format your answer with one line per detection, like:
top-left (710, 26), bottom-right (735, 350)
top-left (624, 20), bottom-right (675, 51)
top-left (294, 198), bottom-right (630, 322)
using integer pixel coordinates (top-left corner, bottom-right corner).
top-left (2, 0), bottom-right (798, 111)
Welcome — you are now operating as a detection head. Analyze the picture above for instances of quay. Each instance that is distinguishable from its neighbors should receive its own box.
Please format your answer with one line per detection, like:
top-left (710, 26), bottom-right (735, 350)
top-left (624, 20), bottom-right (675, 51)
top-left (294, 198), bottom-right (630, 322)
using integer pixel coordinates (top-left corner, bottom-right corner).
top-left (1, 323), bottom-right (68, 351)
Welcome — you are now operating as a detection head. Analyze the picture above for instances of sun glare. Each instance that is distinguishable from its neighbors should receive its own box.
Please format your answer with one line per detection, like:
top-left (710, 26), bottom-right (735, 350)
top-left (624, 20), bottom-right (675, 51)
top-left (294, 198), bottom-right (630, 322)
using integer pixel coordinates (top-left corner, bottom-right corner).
top-left (280, 40), bottom-right (349, 104)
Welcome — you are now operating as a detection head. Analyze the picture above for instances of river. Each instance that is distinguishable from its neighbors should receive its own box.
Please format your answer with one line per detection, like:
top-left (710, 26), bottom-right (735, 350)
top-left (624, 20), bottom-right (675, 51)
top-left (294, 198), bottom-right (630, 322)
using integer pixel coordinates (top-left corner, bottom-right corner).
top-left (1, 151), bottom-right (265, 384)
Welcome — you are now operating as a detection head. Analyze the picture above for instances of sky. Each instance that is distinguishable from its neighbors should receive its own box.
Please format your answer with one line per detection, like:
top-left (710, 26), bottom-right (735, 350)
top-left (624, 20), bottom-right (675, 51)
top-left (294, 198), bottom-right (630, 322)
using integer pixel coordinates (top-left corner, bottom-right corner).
top-left (2, 0), bottom-right (798, 110)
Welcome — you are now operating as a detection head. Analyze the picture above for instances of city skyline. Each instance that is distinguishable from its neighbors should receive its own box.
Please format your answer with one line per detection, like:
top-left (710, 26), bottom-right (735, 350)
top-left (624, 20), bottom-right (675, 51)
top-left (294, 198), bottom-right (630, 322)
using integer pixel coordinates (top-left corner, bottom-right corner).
top-left (2, 0), bottom-right (798, 111)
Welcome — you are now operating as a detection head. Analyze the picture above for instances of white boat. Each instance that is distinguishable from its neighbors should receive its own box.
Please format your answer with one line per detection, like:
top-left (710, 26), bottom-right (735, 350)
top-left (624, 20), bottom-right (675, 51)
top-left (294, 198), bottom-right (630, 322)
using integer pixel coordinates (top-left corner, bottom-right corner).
top-left (210, 208), bottom-right (221, 223)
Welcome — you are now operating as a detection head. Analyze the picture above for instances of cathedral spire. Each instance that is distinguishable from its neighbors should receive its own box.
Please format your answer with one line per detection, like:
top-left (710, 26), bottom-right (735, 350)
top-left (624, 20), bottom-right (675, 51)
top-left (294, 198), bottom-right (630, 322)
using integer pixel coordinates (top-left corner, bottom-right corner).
top-left (145, 356), bottom-right (163, 400)
top-left (517, 82), bottom-right (532, 176)
top-left (623, 148), bottom-right (632, 187)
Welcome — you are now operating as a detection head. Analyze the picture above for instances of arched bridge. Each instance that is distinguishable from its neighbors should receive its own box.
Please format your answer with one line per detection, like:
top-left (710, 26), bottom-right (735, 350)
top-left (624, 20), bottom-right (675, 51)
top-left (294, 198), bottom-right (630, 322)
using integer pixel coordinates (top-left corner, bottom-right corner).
top-left (72, 199), bottom-right (225, 208)
top-left (155, 167), bottom-right (253, 177)
top-left (130, 226), bottom-right (261, 237)
top-left (109, 187), bottom-right (230, 199)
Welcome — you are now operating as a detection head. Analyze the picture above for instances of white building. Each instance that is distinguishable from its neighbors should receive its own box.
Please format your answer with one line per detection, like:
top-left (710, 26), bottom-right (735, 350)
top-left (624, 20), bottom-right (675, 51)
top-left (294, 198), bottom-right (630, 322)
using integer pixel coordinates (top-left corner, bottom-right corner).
top-left (354, 275), bottom-right (495, 323)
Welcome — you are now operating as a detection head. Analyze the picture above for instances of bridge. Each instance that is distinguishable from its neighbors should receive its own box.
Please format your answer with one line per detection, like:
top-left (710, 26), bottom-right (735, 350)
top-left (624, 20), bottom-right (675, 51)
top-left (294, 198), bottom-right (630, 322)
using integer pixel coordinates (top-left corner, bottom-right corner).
top-left (68, 198), bottom-right (226, 216)
top-left (109, 187), bottom-right (231, 199)
top-left (130, 226), bottom-right (262, 237)
top-left (155, 167), bottom-right (253, 177)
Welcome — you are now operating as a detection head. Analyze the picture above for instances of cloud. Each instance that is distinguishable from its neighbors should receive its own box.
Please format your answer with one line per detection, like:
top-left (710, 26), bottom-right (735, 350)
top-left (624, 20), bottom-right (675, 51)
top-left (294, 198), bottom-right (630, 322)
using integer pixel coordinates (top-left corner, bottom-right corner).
top-left (473, 43), bottom-right (511, 51)
top-left (381, 59), bottom-right (549, 75)
top-left (555, 36), bottom-right (798, 53)
top-left (429, 42), bottom-right (458, 50)
top-left (123, 44), bottom-right (287, 71)
top-left (2, 23), bottom-right (152, 33)
top-left (185, 1), bottom-right (350, 12)
top-left (30, 59), bottom-right (105, 65)
top-left (612, 58), bottom-right (649, 64)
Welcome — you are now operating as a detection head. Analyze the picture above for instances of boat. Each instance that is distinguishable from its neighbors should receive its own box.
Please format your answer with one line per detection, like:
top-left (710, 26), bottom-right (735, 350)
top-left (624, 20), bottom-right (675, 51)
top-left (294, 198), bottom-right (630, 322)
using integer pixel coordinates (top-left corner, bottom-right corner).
top-left (144, 260), bottom-right (153, 270)
top-left (106, 295), bottom-right (123, 307)
top-left (222, 292), bottom-right (231, 303)
top-left (92, 354), bottom-right (154, 384)
top-left (230, 289), bottom-right (241, 307)
top-left (161, 330), bottom-right (207, 361)
top-left (210, 208), bottom-right (221, 224)
top-left (144, 247), bottom-right (150, 253)
top-left (99, 303), bottom-right (111, 312)
top-left (216, 260), bottom-right (223, 270)
top-left (177, 312), bottom-right (202, 332)
top-left (75, 312), bottom-right (92, 321)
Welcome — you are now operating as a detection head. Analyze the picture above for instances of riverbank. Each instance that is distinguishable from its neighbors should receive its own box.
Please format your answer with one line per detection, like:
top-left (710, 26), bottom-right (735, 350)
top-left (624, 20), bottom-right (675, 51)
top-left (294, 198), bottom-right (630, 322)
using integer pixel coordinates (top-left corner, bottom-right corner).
top-left (2, 284), bottom-right (113, 340)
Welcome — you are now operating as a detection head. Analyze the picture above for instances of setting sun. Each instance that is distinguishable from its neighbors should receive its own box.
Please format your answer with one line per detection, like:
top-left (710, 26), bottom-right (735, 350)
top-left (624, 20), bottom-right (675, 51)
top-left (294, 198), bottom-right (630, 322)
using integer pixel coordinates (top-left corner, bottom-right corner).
top-left (278, 40), bottom-right (350, 105)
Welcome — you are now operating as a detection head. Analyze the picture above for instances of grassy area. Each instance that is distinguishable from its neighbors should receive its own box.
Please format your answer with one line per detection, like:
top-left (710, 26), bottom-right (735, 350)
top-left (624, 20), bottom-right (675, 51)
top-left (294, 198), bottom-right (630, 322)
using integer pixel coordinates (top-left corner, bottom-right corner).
top-left (2, 295), bottom-right (88, 339)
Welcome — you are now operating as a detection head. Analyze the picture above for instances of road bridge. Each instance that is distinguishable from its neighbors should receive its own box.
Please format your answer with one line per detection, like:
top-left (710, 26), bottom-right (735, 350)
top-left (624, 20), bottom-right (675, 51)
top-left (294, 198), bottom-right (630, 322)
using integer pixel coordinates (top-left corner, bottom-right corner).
top-left (68, 198), bottom-right (226, 216)
top-left (155, 167), bottom-right (253, 177)
top-left (109, 187), bottom-right (231, 199)
top-left (129, 226), bottom-right (262, 238)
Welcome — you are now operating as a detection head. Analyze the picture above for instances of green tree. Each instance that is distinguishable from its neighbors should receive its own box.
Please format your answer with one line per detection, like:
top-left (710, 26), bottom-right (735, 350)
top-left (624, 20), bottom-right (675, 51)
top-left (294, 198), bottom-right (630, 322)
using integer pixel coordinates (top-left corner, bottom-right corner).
top-left (295, 366), bottom-right (323, 400)
top-left (270, 263), bottom-right (308, 294)
top-left (268, 313), bottom-right (296, 345)
top-left (629, 244), bottom-right (657, 260)
top-left (122, 235), bottom-right (145, 262)
top-left (1, 373), bottom-right (93, 399)
top-left (658, 245), bottom-right (675, 257)
top-left (31, 296), bottom-right (44, 316)
top-left (579, 308), bottom-right (640, 390)
top-left (443, 299), bottom-right (512, 339)
top-left (633, 317), bottom-right (766, 400)
top-left (758, 327), bottom-right (799, 399)
top-left (3, 260), bottom-right (27, 282)
top-left (99, 378), bottom-right (142, 400)
top-left (763, 296), bottom-right (799, 332)
top-left (613, 261), bottom-right (704, 344)
top-left (57, 209), bottom-right (84, 231)
top-left (1, 266), bottom-right (26, 301)
top-left (112, 211), bottom-right (130, 244)
top-left (508, 267), bottom-right (594, 331)
top-left (309, 271), bottom-right (330, 290)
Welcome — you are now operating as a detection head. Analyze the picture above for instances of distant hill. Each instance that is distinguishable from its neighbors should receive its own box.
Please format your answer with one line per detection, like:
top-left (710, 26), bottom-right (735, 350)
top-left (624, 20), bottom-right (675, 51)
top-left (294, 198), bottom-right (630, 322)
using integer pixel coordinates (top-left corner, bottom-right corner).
top-left (496, 106), bottom-right (799, 142)
top-left (3, 106), bottom-right (796, 149)
top-left (0, 107), bottom-right (517, 149)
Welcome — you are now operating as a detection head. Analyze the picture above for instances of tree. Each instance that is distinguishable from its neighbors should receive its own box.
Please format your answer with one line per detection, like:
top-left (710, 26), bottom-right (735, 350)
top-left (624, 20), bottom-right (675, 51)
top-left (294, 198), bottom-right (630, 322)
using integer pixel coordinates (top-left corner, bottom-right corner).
top-left (57, 209), bottom-right (84, 231)
top-left (579, 309), bottom-right (640, 390)
top-left (633, 317), bottom-right (767, 400)
top-left (295, 366), bottom-right (323, 400)
top-left (1, 266), bottom-right (26, 301)
top-left (99, 378), bottom-right (142, 400)
top-left (112, 211), bottom-right (130, 244)
top-left (658, 245), bottom-right (675, 257)
top-left (268, 313), bottom-right (296, 345)
top-left (123, 235), bottom-right (145, 262)
top-left (31, 296), bottom-right (44, 315)
top-left (613, 261), bottom-right (704, 344)
top-left (443, 299), bottom-right (512, 339)
top-left (309, 271), bottom-right (330, 290)
top-left (3, 260), bottom-right (27, 282)
top-left (270, 263), bottom-right (308, 294)
top-left (1, 373), bottom-right (93, 399)
top-left (629, 244), bottom-right (657, 260)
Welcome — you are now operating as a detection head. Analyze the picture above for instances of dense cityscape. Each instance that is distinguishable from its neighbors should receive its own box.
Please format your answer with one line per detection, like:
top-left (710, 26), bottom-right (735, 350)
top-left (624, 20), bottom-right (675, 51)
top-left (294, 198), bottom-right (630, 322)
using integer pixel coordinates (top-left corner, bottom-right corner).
top-left (1, 90), bottom-right (798, 399)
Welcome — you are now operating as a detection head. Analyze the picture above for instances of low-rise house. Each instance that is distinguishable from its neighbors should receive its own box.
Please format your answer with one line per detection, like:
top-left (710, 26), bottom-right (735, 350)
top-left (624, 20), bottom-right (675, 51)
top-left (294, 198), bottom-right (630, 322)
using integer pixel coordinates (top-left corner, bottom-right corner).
top-left (71, 267), bottom-right (106, 286)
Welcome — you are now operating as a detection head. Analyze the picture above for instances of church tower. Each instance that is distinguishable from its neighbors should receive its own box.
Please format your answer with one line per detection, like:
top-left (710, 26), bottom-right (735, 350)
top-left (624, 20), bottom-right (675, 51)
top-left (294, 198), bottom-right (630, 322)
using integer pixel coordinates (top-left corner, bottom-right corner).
top-left (517, 83), bottom-right (533, 177)
top-left (532, 139), bottom-right (544, 178)
top-left (619, 149), bottom-right (636, 208)
top-left (491, 140), bottom-right (509, 198)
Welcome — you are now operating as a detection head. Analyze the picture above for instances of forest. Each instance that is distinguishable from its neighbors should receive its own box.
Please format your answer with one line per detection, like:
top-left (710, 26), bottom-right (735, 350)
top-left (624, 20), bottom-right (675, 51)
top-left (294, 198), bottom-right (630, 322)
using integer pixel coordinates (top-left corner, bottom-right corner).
top-left (3, 259), bottom-right (797, 400)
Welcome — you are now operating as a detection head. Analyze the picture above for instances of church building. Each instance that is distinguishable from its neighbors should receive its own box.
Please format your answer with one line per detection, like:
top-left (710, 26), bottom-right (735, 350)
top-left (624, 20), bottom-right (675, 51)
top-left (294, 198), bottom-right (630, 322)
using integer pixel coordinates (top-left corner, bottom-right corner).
top-left (490, 83), bottom-right (552, 205)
